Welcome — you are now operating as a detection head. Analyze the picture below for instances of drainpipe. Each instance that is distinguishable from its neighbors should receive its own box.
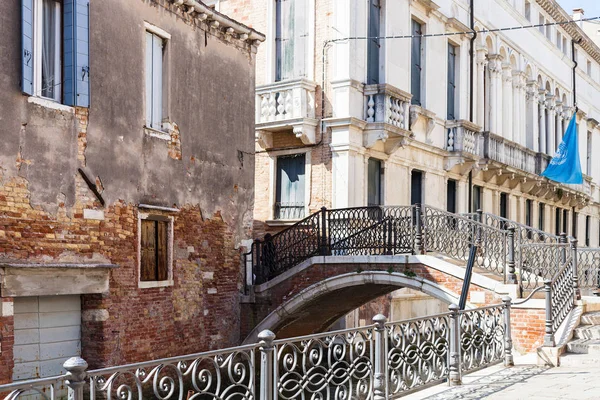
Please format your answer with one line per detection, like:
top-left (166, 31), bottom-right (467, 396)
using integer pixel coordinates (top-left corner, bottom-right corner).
top-left (468, 0), bottom-right (476, 213)
top-left (572, 38), bottom-right (581, 113)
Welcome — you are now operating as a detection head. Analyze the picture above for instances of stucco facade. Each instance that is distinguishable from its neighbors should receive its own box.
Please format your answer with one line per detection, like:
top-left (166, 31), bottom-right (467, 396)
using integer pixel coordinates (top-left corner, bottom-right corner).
top-left (0, 0), bottom-right (263, 383)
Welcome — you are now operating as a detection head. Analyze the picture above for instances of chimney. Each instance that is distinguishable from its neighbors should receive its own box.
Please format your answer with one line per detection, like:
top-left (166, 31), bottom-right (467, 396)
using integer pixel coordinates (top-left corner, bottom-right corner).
top-left (573, 8), bottom-right (584, 21)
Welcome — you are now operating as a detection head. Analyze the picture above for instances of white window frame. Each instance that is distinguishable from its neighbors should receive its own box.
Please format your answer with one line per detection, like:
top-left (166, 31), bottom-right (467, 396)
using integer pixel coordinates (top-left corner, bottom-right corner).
top-left (144, 22), bottom-right (171, 132)
top-left (266, 149), bottom-right (312, 224)
top-left (33, 0), bottom-right (62, 102)
top-left (137, 211), bottom-right (174, 289)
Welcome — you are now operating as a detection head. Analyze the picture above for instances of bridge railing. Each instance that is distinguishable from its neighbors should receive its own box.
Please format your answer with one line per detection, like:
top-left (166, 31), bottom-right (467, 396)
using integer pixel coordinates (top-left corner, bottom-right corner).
top-left (0, 303), bottom-right (513, 400)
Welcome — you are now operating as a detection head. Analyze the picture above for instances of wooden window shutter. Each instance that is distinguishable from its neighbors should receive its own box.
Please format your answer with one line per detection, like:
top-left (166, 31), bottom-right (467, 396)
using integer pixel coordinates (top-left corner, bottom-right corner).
top-left (157, 221), bottom-right (169, 281)
top-left (140, 220), bottom-right (157, 281)
top-left (21, 0), bottom-right (34, 95)
top-left (411, 20), bottom-right (423, 105)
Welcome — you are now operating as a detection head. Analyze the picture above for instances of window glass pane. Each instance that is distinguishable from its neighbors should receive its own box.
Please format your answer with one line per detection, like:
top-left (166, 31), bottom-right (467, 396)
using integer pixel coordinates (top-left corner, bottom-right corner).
top-left (145, 32), bottom-right (153, 127)
top-left (152, 34), bottom-right (163, 129)
top-left (41, 0), bottom-right (60, 100)
top-left (411, 170), bottom-right (423, 205)
top-left (275, 154), bottom-right (306, 219)
top-left (367, 0), bottom-right (381, 84)
top-left (447, 44), bottom-right (456, 120)
top-left (447, 180), bottom-right (456, 213)
top-left (368, 159), bottom-right (382, 206)
top-left (411, 20), bottom-right (422, 105)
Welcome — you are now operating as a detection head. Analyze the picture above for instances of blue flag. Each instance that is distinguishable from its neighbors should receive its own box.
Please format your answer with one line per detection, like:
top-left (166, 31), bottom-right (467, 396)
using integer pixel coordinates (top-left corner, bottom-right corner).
top-left (541, 115), bottom-right (583, 184)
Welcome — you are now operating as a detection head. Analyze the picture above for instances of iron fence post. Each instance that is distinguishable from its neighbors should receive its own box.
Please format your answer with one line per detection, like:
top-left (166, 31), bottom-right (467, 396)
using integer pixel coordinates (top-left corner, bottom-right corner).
top-left (448, 304), bottom-right (462, 386)
top-left (544, 279), bottom-right (555, 347)
top-left (507, 227), bottom-right (517, 284)
top-left (320, 206), bottom-right (330, 256)
top-left (64, 357), bottom-right (88, 400)
top-left (415, 204), bottom-right (424, 254)
top-left (571, 238), bottom-right (580, 301)
top-left (372, 314), bottom-right (387, 400)
top-left (502, 296), bottom-right (514, 367)
top-left (475, 209), bottom-right (483, 245)
top-left (559, 232), bottom-right (567, 265)
top-left (258, 330), bottom-right (276, 400)
top-left (254, 239), bottom-right (262, 284)
top-left (385, 219), bottom-right (393, 255)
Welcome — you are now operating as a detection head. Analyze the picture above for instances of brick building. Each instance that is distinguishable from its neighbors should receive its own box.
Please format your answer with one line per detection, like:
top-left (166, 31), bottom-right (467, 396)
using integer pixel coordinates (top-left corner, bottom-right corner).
top-left (0, 0), bottom-right (263, 383)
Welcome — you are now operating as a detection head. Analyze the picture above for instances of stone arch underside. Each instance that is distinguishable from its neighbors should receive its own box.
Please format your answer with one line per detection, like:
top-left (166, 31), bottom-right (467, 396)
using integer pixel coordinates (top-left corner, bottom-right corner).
top-left (243, 271), bottom-right (462, 344)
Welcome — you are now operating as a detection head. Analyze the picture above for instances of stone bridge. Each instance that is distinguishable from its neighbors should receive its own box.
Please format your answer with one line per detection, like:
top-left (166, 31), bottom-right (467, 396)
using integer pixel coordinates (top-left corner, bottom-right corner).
top-left (240, 205), bottom-right (583, 352)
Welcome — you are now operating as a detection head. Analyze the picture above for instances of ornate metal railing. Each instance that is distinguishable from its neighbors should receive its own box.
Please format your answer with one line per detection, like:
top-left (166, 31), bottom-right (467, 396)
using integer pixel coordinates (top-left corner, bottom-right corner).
top-left (0, 304), bottom-right (514, 400)
top-left (385, 313), bottom-right (450, 395)
top-left (421, 206), bottom-right (508, 277)
top-left (577, 248), bottom-right (600, 289)
top-left (549, 255), bottom-right (575, 334)
top-left (520, 243), bottom-right (568, 290)
top-left (459, 305), bottom-right (505, 373)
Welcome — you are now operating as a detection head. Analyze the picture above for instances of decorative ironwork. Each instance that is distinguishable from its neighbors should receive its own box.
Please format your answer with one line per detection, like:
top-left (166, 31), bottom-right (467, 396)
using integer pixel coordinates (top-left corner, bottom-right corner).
top-left (385, 314), bottom-right (450, 395)
top-left (459, 305), bottom-right (505, 373)
top-left (520, 243), bottom-right (568, 290)
top-left (577, 248), bottom-right (600, 289)
top-left (1, 376), bottom-right (67, 400)
top-left (274, 327), bottom-right (375, 400)
top-left (88, 345), bottom-right (256, 400)
top-left (550, 255), bottom-right (575, 332)
top-left (421, 206), bottom-right (507, 276)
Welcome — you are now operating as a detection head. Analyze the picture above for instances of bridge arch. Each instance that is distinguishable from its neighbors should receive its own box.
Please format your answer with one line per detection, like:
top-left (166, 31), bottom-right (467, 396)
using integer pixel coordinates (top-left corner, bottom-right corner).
top-left (243, 270), bottom-right (464, 344)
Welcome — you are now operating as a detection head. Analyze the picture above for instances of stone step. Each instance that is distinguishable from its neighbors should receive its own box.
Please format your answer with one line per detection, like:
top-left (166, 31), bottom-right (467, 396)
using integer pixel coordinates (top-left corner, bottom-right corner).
top-left (580, 311), bottom-right (600, 326)
top-left (559, 353), bottom-right (600, 366)
top-left (574, 325), bottom-right (600, 339)
top-left (566, 339), bottom-right (600, 354)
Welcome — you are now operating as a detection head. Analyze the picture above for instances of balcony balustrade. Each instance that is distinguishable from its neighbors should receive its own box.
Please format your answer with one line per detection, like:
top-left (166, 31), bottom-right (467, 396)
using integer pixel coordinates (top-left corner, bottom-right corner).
top-left (446, 120), bottom-right (484, 157)
top-left (483, 132), bottom-right (537, 175)
top-left (255, 78), bottom-right (318, 147)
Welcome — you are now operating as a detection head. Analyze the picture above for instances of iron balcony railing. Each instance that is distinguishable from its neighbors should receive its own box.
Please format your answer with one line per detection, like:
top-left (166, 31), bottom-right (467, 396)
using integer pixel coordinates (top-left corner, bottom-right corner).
top-left (0, 303), bottom-right (514, 400)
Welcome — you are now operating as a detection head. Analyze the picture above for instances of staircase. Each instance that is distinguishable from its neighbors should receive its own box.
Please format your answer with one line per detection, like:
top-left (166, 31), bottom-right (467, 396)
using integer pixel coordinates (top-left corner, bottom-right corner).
top-left (561, 310), bottom-right (600, 365)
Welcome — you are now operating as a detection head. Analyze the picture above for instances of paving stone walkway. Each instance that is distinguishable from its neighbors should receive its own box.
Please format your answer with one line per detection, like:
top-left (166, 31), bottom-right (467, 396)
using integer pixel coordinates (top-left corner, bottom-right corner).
top-left (403, 355), bottom-right (600, 399)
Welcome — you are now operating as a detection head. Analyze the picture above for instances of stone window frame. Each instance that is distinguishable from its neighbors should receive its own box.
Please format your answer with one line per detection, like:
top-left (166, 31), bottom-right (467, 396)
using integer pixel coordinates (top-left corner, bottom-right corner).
top-left (137, 210), bottom-right (175, 289)
top-left (266, 148), bottom-right (312, 225)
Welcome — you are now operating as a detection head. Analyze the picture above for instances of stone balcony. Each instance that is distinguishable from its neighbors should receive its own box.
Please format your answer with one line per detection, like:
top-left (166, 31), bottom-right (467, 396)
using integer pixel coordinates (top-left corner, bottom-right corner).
top-left (444, 120), bottom-right (484, 172)
top-left (362, 84), bottom-right (413, 154)
top-left (255, 78), bottom-right (318, 148)
top-left (483, 132), bottom-right (538, 176)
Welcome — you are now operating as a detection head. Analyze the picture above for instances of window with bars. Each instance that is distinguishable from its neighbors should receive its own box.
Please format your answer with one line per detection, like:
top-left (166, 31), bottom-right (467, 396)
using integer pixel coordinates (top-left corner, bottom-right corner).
top-left (140, 216), bottom-right (171, 282)
top-left (275, 154), bottom-right (306, 220)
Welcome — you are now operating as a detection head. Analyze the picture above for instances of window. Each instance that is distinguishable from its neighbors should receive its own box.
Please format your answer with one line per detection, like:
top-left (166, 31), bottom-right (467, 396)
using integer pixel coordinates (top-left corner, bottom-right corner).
top-left (447, 43), bottom-right (457, 120)
top-left (447, 179), bottom-right (457, 214)
top-left (21, 0), bottom-right (89, 106)
top-left (587, 131), bottom-right (592, 175)
top-left (275, 0), bottom-right (308, 81)
top-left (587, 60), bottom-right (593, 76)
top-left (539, 14), bottom-right (545, 34)
top-left (556, 32), bottom-right (562, 51)
top-left (586, 216), bottom-right (591, 246)
top-left (555, 207), bottom-right (561, 235)
top-left (146, 31), bottom-right (165, 130)
top-left (562, 37), bottom-right (568, 55)
top-left (411, 170), bottom-right (423, 205)
top-left (473, 185), bottom-right (482, 212)
top-left (140, 216), bottom-right (171, 283)
top-left (500, 193), bottom-right (508, 219)
top-left (367, 158), bottom-right (383, 206)
top-left (546, 24), bottom-right (552, 41)
top-left (572, 211), bottom-right (578, 238)
top-left (539, 203), bottom-right (545, 231)
top-left (525, 1), bottom-right (531, 21)
top-left (525, 199), bottom-right (533, 239)
top-left (275, 154), bottom-right (306, 219)
top-left (367, 0), bottom-right (381, 84)
top-left (411, 19), bottom-right (423, 106)
top-left (563, 209), bottom-right (568, 234)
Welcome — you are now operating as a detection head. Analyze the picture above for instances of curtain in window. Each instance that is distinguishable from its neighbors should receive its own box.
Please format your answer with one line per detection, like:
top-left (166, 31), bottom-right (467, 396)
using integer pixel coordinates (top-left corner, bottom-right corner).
top-left (42, 0), bottom-right (57, 99)
top-left (275, 154), bottom-right (306, 219)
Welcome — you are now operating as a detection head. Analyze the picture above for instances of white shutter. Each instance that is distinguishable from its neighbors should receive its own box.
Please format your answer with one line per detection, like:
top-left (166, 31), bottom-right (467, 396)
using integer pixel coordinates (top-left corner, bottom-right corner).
top-left (152, 35), bottom-right (163, 129)
top-left (145, 32), bottom-right (153, 127)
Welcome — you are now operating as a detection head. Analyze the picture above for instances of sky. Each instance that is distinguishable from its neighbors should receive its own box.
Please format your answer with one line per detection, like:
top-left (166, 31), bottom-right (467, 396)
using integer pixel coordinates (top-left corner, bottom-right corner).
top-left (557, 0), bottom-right (600, 17)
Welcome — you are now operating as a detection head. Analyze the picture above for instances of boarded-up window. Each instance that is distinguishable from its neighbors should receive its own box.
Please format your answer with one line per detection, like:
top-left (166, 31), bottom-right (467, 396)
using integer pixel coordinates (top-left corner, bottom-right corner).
top-left (141, 217), bottom-right (169, 281)
top-left (275, 0), bottom-right (308, 81)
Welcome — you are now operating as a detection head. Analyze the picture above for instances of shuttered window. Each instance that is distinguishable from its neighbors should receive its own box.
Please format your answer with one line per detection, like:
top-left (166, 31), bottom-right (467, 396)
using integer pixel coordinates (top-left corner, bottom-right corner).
top-left (146, 32), bottom-right (164, 130)
top-left (140, 218), bottom-right (169, 282)
top-left (411, 19), bottom-right (423, 105)
top-left (275, 154), bottom-right (306, 219)
top-left (21, 0), bottom-right (89, 106)
top-left (367, 0), bottom-right (381, 85)
top-left (447, 43), bottom-right (457, 120)
top-left (368, 158), bottom-right (382, 206)
top-left (275, 0), bottom-right (308, 82)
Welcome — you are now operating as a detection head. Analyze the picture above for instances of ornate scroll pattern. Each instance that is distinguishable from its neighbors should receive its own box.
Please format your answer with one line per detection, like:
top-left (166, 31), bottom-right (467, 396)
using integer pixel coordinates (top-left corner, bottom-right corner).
top-left (251, 211), bottom-right (322, 284)
top-left (577, 248), bottom-right (600, 289)
top-left (385, 314), bottom-right (450, 395)
top-left (275, 327), bottom-right (374, 400)
top-left (551, 256), bottom-right (575, 332)
top-left (459, 306), bottom-right (504, 373)
top-left (421, 206), bottom-right (507, 276)
top-left (328, 206), bottom-right (414, 256)
top-left (520, 243), bottom-right (568, 290)
top-left (88, 346), bottom-right (256, 400)
top-left (2, 376), bottom-right (67, 400)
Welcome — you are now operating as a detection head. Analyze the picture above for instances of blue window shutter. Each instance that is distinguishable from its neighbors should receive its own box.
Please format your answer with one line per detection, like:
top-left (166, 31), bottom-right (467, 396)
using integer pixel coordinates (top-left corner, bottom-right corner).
top-left (64, 0), bottom-right (90, 107)
top-left (21, 0), bottom-right (34, 95)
